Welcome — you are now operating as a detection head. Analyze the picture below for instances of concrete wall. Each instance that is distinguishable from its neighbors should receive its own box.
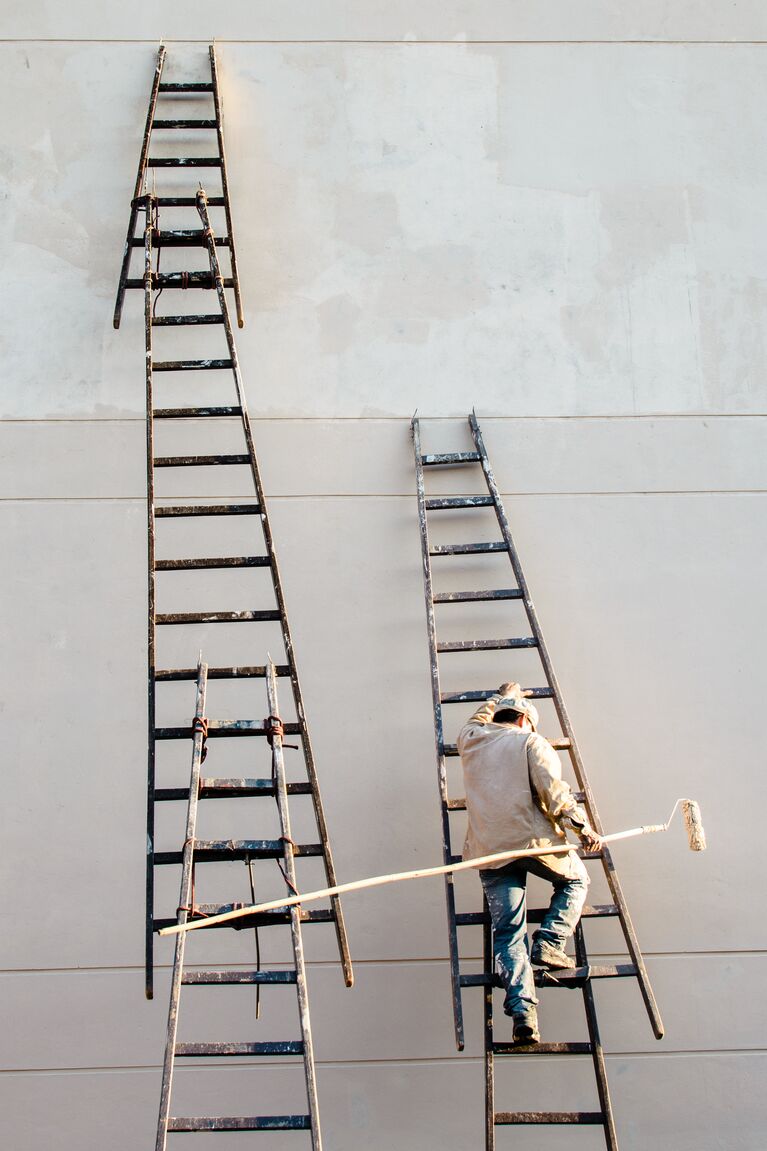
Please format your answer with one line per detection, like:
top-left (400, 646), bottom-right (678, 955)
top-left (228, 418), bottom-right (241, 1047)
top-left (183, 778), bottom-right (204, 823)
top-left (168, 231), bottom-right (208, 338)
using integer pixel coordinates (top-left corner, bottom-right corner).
top-left (1, 5), bottom-right (765, 1148)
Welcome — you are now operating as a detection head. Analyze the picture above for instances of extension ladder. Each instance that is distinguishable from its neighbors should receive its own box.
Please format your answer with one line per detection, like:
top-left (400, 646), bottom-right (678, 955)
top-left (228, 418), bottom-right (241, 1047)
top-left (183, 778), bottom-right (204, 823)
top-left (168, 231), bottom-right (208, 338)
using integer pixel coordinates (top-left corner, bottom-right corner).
top-left (134, 187), bottom-right (352, 1000)
top-left (114, 43), bottom-right (243, 330)
top-left (411, 413), bottom-right (663, 1149)
top-left (155, 659), bottom-right (323, 1146)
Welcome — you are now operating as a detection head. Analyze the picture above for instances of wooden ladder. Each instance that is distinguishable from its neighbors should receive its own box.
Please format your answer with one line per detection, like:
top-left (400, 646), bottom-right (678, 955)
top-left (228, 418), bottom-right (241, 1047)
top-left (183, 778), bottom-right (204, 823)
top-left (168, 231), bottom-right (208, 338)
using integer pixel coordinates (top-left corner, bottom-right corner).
top-left (411, 412), bottom-right (663, 1148)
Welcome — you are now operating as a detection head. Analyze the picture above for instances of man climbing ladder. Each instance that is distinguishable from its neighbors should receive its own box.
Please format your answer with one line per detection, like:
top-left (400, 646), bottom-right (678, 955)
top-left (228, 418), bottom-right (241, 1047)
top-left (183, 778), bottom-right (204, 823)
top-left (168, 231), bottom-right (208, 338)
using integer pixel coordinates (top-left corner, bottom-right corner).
top-left (458, 681), bottom-right (602, 1044)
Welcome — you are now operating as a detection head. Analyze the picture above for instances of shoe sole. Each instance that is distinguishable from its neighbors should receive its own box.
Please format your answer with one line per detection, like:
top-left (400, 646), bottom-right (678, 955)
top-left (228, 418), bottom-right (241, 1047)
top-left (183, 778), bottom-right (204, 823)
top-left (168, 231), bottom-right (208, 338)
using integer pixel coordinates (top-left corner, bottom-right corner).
top-left (532, 951), bottom-right (575, 971)
top-left (513, 1027), bottom-right (540, 1045)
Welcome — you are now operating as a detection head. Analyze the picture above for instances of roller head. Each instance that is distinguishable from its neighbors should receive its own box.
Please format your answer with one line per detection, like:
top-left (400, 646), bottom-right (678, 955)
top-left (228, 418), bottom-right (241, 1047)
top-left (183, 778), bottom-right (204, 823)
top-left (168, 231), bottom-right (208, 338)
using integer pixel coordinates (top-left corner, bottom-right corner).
top-left (682, 800), bottom-right (706, 852)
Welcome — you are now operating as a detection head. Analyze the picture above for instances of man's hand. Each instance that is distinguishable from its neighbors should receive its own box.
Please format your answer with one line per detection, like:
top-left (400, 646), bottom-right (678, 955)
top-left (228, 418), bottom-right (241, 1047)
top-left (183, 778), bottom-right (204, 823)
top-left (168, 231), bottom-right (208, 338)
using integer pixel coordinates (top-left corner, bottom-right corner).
top-left (498, 681), bottom-right (521, 698)
top-left (580, 829), bottom-right (602, 854)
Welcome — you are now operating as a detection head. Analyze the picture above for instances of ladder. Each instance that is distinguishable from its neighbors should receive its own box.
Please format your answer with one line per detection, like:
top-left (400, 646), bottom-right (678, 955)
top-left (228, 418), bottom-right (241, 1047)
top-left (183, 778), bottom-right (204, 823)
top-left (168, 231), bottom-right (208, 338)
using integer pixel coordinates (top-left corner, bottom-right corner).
top-left (155, 658), bottom-right (323, 1146)
top-left (138, 187), bottom-right (352, 999)
top-left (411, 413), bottom-right (663, 1149)
top-left (114, 43), bottom-right (243, 330)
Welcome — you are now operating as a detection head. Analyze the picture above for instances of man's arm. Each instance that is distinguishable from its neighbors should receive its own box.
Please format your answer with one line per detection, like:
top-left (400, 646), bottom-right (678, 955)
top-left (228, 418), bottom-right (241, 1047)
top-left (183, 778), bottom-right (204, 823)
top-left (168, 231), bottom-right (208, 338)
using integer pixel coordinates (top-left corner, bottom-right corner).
top-left (527, 734), bottom-right (601, 850)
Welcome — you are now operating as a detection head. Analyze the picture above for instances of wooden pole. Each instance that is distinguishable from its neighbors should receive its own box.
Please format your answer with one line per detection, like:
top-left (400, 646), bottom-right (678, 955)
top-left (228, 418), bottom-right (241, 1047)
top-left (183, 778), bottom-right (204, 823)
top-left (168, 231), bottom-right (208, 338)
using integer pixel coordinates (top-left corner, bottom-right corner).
top-left (159, 823), bottom-right (670, 938)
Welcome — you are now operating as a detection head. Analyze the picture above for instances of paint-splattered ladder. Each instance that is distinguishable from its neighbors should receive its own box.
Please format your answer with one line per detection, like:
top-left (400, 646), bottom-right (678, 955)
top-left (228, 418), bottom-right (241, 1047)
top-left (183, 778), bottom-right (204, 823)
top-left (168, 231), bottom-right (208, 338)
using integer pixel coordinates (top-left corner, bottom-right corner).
top-left (155, 660), bottom-right (323, 1149)
top-left (130, 185), bottom-right (352, 1009)
top-left (411, 412), bottom-right (664, 1150)
top-left (113, 44), bottom-right (243, 330)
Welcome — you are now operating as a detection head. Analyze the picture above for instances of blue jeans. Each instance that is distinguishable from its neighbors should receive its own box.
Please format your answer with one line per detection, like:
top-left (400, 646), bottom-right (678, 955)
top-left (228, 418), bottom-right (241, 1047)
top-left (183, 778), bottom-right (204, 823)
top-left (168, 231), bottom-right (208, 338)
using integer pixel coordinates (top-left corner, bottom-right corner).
top-left (480, 857), bottom-right (588, 1016)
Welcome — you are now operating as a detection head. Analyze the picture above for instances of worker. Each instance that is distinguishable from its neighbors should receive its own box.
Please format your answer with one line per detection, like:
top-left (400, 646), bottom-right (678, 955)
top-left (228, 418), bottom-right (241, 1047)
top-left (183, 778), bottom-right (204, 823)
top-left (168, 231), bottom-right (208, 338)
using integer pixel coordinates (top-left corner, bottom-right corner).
top-left (457, 682), bottom-right (601, 1045)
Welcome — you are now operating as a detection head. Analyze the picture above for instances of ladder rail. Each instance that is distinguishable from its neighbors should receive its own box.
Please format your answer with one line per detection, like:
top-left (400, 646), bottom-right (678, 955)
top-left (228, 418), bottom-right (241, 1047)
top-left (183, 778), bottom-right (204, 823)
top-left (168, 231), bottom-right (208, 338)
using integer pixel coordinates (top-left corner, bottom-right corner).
top-left (155, 661), bottom-right (209, 1151)
top-left (483, 906), bottom-right (495, 1151)
top-left (467, 412), bottom-right (664, 1040)
top-left (144, 197), bottom-right (158, 999)
top-left (114, 45), bottom-right (166, 329)
top-left (209, 45), bottom-right (244, 329)
top-left (411, 416), bottom-right (465, 1050)
top-left (266, 665), bottom-right (323, 1151)
top-left (575, 923), bottom-right (618, 1151)
top-left (194, 188), bottom-right (353, 988)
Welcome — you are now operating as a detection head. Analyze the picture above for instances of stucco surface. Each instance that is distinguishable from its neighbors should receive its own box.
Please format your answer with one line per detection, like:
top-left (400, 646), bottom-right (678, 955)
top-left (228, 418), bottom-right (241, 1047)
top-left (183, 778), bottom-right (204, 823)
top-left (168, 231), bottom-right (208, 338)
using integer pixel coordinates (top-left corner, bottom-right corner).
top-left (1, 1056), bottom-right (764, 1151)
top-left (2, 41), bottom-right (767, 418)
top-left (2, 13), bottom-right (764, 1151)
top-left (4, 2), bottom-right (767, 42)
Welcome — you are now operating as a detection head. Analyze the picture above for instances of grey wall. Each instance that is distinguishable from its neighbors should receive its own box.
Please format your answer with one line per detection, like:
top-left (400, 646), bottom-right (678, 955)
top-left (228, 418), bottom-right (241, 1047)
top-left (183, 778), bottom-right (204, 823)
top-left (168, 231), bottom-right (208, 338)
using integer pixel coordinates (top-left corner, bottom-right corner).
top-left (1, 6), bottom-right (765, 1149)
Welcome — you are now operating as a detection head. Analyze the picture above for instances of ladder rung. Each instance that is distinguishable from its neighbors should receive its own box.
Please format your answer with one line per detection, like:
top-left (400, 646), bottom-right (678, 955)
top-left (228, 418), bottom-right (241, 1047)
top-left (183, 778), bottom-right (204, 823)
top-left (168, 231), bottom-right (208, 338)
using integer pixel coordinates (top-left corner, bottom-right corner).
top-left (152, 119), bottom-right (218, 129)
top-left (433, 589), bottom-right (522, 603)
top-left (448, 785), bottom-right (584, 811)
top-left (152, 359), bottom-right (233, 372)
top-left (158, 82), bottom-right (214, 92)
top-left (430, 542), bottom-right (506, 556)
top-left (155, 611), bottom-right (281, 625)
top-left (537, 963), bottom-right (638, 984)
top-left (153, 454), bottom-right (250, 467)
top-left (460, 964), bottom-right (635, 988)
top-left (155, 196), bottom-right (225, 206)
top-left (153, 406), bottom-right (242, 418)
top-left (133, 232), bottom-right (231, 248)
top-left (439, 741), bottom-right (569, 757)
top-left (155, 663), bottom-right (288, 679)
top-left (152, 315), bottom-right (224, 326)
top-left (155, 720), bottom-right (301, 740)
top-left (421, 452), bottom-right (481, 466)
top-left (175, 1041), bottom-right (304, 1057)
top-left (147, 157), bottom-right (222, 167)
top-left (155, 556), bottom-right (271, 571)
top-left (201, 779), bottom-right (312, 798)
top-left (425, 497), bottom-right (494, 511)
top-left (181, 970), bottom-right (298, 985)
top-left (154, 909), bottom-right (334, 931)
top-left (493, 1042), bottom-right (591, 1056)
top-left (437, 637), bottom-right (538, 653)
top-left (169, 1116), bottom-right (311, 1132)
top-left (495, 1112), bottom-right (604, 1126)
top-left (126, 274), bottom-right (233, 289)
top-left (456, 905), bottom-right (617, 927)
top-left (440, 688), bottom-right (553, 704)
top-left (156, 840), bottom-right (323, 864)
top-left (155, 779), bottom-right (312, 801)
top-left (155, 504), bottom-right (260, 517)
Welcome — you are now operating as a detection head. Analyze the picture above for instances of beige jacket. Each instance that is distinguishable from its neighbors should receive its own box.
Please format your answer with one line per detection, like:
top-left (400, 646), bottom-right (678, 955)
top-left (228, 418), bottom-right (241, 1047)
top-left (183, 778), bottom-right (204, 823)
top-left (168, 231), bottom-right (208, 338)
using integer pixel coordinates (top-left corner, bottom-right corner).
top-left (457, 694), bottom-right (590, 881)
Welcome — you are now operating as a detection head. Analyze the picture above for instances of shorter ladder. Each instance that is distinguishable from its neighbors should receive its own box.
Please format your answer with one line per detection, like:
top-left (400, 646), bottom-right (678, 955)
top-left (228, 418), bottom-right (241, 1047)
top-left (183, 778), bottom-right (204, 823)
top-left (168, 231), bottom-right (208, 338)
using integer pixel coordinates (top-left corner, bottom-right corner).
top-left (114, 43), bottom-right (243, 329)
top-left (155, 659), bottom-right (323, 1148)
top-left (412, 413), bottom-right (664, 1149)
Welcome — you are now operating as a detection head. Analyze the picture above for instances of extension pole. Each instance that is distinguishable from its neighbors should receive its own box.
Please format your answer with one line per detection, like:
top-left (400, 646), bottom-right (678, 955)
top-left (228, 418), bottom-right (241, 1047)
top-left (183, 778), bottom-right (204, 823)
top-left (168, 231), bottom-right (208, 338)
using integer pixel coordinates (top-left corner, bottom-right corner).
top-left (159, 805), bottom-right (702, 937)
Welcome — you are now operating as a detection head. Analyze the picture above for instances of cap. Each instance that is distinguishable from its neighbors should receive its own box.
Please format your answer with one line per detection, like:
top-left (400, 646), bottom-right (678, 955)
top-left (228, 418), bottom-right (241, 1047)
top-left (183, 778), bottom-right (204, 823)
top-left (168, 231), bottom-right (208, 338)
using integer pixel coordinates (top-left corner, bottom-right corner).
top-left (495, 694), bottom-right (539, 731)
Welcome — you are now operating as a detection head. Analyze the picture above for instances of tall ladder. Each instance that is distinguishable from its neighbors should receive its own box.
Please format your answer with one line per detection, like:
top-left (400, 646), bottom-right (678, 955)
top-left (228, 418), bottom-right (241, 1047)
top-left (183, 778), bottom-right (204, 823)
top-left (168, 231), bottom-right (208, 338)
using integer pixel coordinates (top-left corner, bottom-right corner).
top-left (114, 43), bottom-right (243, 330)
top-left (138, 188), bottom-right (352, 999)
top-left (155, 658), bottom-right (323, 1146)
top-left (411, 413), bottom-right (663, 1149)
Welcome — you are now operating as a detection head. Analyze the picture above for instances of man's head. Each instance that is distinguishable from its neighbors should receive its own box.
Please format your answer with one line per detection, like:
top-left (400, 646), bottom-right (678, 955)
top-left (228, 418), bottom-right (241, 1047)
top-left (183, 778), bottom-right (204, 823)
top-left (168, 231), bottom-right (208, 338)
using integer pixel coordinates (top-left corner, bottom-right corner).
top-left (493, 695), bottom-right (539, 731)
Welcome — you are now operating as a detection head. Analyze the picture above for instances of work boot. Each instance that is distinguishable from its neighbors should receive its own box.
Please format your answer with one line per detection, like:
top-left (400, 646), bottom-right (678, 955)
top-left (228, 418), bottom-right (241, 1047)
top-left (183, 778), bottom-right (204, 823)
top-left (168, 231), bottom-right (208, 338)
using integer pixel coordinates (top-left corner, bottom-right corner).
top-left (512, 1010), bottom-right (540, 1045)
top-left (531, 933), bottom-right (576, 970)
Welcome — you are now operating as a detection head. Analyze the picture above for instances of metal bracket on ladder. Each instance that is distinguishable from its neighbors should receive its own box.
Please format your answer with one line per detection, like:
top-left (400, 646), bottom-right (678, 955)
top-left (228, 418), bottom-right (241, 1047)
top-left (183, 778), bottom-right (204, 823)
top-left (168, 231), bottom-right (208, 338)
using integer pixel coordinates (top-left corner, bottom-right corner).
top-left (137, 187), bottom-right (352, 999)
top-left (411, 412), bottom-right (664, 1149)
top-left (114, 44), bottom-right (244, 329)
top-left (154, 659), bottom-right (324, 1147)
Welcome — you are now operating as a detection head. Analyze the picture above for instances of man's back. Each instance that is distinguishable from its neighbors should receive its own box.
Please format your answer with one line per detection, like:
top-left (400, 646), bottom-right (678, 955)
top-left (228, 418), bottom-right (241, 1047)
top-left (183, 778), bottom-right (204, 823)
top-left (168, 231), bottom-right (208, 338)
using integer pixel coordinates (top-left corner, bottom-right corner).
top-left (458, 719), bottom-right (567, 863)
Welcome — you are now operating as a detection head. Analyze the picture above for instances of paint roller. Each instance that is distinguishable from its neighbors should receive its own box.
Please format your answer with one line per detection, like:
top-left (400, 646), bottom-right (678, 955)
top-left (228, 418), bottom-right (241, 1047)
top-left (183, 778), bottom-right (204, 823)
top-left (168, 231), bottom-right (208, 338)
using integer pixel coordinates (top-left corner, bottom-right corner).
top-left (159, 797), bottom-right (706, 937)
